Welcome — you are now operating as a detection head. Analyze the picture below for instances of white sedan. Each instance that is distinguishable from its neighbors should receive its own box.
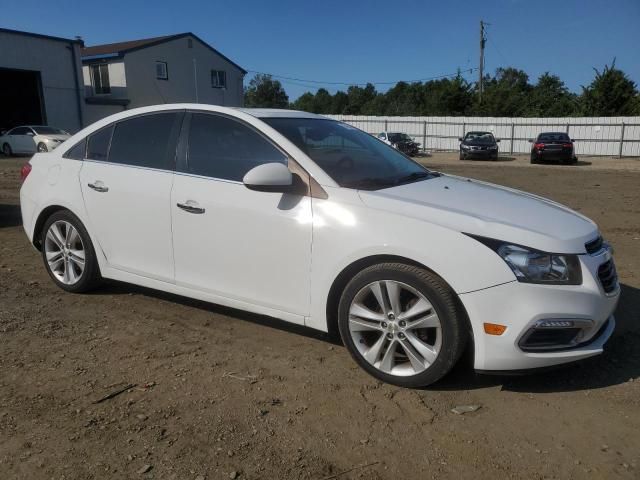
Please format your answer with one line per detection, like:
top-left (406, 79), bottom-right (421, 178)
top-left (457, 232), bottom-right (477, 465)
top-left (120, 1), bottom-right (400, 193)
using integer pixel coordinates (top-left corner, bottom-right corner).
top-left (19, 105), bottom-right (619, 387)
top-left (1, 125), bottom-right (70, 156)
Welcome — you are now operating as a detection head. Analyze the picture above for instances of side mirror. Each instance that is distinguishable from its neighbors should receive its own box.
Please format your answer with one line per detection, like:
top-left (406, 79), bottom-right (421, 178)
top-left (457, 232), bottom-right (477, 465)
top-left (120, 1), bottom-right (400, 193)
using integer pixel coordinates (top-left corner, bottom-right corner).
top-left (496, 139), bottom-right (501, 143)
top-left (458, 137), bottom-right (463, 142)
top-left (570, 139), bottom-right (575, 142)
top-left (527, 139), bottom-right (533, 143)
top-left (243, 162), bottom-right (295, 193)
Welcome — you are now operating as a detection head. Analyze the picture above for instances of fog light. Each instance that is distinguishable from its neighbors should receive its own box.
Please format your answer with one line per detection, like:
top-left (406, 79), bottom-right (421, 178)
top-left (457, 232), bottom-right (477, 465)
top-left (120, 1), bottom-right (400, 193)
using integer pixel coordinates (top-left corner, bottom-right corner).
top-left (483, 323), bottom-right (507, 335)
top-left (537, 320), bottom-right (574, 328)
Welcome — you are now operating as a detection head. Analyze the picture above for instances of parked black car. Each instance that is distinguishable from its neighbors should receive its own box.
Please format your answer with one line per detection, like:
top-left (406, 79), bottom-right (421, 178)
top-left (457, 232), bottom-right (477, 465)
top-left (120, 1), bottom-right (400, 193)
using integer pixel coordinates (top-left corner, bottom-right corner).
top-left (458, 131), bottom-right (500, 160)
top-left (378, 132), bottom-right (421, 156)
top-left (529, 132), bottom-right (577, 164)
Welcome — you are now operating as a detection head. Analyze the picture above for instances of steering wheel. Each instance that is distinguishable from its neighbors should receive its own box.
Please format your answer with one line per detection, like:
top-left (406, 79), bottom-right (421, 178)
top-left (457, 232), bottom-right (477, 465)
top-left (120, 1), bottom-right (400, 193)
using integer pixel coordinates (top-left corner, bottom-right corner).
top-left (337, 155), bottom-right (354, 171)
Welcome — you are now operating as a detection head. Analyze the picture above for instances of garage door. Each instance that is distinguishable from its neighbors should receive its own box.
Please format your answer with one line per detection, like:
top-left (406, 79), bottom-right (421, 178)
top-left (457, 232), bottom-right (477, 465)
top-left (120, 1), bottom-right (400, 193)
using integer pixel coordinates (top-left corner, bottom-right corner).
top-left (0, 67), bottom-right (45, 132)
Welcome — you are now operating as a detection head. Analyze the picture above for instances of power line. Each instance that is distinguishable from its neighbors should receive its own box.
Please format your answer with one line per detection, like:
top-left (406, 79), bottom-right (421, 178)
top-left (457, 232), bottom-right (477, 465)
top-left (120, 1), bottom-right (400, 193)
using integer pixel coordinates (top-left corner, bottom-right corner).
top-left (246, 68), bottom-right (477, 88)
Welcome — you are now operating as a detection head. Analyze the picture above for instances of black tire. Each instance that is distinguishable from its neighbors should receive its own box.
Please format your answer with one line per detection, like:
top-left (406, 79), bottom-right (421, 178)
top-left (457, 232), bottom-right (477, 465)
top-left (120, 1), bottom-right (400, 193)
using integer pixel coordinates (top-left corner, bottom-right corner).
top-left (40, 210), bottom-right (101, 293)
top-left (2, 143), bottom-right (12, 156)
top-left (491, 153), bottom-right (498, 161)
top-left (337, 263), bottom-right (468, 388)
top-left (459, 150), bottom-right (465, 160)
top-left (37, 142), bottom-right (48, 153)
top-left (530, 155), bottom-right (537, 164)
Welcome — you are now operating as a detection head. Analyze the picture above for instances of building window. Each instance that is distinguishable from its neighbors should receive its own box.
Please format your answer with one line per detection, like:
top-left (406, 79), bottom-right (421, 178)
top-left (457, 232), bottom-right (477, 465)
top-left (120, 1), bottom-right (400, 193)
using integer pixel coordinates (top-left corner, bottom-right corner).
top-left (156, 61), bottom-right (168, 80)
top-left (91, 64), bottom-right (111, 94)
top-left (211, 70), bottom-right (226, 88)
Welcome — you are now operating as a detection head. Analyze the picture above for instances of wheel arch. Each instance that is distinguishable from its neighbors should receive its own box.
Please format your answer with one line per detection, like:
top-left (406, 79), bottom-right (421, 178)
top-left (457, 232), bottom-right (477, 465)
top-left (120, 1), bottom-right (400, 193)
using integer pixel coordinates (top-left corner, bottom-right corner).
top-left (32, 205), bottom-right (75, 250)
top-left (324, 254), bottom-right (472, 340)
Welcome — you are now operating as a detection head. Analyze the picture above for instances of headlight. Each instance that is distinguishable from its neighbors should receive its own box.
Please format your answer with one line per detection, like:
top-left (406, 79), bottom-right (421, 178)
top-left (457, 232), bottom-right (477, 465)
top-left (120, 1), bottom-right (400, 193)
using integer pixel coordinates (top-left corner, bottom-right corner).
top-left (467, 235), bottom-right (582, 285)
top-left (461, 145), bottom-right (470, 150)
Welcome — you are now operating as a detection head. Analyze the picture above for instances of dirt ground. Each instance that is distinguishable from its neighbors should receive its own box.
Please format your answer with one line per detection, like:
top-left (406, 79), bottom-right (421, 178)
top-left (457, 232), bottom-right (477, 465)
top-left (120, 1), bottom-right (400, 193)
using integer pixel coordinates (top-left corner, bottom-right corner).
top-left (1, 152), bottom-right (639, 480)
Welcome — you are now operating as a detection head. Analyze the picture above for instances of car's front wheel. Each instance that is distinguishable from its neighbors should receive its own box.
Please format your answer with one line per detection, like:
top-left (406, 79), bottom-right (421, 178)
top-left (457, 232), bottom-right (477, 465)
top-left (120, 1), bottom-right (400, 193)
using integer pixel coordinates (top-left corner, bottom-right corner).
top-left (459, 150), bottom-right (465, 160)
top-left (41, 210), bottom-right (101, 293)
top-left (338, 263), bottom-right (468, 387)
top-left (37, 142), bottom-right (48, 153)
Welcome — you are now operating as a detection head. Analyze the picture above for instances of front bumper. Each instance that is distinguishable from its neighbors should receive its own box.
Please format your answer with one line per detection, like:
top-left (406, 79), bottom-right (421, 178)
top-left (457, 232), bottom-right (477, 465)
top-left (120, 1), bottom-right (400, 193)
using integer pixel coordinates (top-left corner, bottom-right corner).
top-left (462, 148), bottom-right (498, 158)
top-left (459, 248), bottom-right (620, 371)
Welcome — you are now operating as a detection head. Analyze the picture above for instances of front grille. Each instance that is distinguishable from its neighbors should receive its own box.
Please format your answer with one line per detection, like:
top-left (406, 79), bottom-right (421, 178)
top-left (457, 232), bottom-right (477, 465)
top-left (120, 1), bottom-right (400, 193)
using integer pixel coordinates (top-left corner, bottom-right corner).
top-left (598, 259), bottom-right (618, 294)
top-left (585, 235), bottom-right (604, 254)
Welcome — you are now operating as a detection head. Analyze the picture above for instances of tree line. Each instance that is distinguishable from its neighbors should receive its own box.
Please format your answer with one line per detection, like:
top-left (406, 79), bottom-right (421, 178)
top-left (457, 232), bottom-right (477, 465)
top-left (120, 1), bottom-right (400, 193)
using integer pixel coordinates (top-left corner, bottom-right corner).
top-left (244, 61), bottom-right (640, 117)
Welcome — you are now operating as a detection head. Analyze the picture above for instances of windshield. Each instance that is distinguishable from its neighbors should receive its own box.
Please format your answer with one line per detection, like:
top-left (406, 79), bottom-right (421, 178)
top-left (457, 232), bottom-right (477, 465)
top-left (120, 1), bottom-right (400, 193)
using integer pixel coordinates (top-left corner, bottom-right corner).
top-left (388, 133), bottom-right (412, 143)
top-left (464, 132), bottom-right (495, 144)
top-left (33, 126), bottom-right (68, 135)
top-left (262, 118), bottom-right (436, 190)
top-left (538, 133), bottom-right (570, 142)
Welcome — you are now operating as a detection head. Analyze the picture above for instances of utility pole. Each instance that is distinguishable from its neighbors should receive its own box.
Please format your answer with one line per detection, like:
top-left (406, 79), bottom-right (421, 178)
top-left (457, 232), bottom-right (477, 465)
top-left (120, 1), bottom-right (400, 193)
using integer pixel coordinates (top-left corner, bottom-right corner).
top-left (479, 20), bottom-right (486, 105)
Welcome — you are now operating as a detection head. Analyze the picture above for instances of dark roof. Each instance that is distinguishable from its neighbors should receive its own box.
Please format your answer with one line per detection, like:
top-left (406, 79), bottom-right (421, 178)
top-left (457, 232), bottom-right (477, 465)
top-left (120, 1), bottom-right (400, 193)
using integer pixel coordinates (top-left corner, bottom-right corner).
top-left (81, 32), bottom-right (246, 74)
top-left (0, 27), bottom-right (83, 45)
top-left (81, 35), bottom-right (173, 57)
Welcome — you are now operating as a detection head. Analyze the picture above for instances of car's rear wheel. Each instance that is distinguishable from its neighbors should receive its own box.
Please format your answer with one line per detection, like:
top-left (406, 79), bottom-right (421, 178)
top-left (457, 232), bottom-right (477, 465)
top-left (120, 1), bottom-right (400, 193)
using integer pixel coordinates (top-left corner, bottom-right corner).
top-left (530, 154), bottom-right (537, 164)
top-left (41, 210), bottom-right (101, 293)
top-left (338, 263), bottom-right (468, 387)
top-left (37, 142), bottom-right (48, 153)
top-left (2, 143), bottom-right (12, 156)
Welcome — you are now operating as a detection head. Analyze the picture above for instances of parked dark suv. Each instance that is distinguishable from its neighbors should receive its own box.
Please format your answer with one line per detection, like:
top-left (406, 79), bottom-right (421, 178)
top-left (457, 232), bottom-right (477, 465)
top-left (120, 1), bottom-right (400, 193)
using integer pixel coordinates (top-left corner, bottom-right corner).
top-left (529, 132), bottom-right (577, 164)
top-left (458, 131), bottom-right (500, 160)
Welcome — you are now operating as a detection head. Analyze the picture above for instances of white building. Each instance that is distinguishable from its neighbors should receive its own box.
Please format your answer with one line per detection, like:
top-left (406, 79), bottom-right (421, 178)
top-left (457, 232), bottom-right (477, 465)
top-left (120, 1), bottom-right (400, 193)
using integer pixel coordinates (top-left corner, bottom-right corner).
top-left (81, 33), bottom-right (246, 124)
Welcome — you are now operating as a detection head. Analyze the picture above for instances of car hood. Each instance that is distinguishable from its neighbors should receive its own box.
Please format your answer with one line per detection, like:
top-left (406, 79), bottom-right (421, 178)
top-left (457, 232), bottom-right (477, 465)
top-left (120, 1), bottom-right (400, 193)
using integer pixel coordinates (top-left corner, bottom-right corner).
top-left (462, 141), bottom-right (496, 147)
top-left (40, 134), bottom-right (70, 141)
top-left (358, 174), bottom-right (597, 254)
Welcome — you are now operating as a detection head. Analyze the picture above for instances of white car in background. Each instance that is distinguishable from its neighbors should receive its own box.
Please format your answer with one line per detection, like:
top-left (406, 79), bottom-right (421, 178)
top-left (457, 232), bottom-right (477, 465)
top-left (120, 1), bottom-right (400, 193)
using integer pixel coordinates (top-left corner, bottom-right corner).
top-left (1, 125), bottom-right (70, 156)
top-left (19, 105), bottom-right (619, 387)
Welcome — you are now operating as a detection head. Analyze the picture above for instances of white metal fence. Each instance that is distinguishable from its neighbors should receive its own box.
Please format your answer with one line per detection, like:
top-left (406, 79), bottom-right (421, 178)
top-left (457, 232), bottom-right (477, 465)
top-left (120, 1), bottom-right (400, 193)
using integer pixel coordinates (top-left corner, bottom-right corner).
top-left (324, 115), bottom-right (640, 157)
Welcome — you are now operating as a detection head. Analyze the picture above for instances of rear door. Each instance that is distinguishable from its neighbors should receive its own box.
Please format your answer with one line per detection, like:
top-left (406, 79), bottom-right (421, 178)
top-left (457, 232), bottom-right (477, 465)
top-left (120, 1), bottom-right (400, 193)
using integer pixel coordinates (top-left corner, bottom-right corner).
top-left (79, 111), bottom-right (183, 281)
top-left (170, 112), bottom-right (313, 318)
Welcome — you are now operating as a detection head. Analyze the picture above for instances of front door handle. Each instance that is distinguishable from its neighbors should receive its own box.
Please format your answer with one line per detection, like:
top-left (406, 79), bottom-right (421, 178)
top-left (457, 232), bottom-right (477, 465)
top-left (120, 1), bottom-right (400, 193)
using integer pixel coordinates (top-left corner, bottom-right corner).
top-left (177, 201), bottom-right (205, 214)
top-left (88, 181), bottom-right (108, 193)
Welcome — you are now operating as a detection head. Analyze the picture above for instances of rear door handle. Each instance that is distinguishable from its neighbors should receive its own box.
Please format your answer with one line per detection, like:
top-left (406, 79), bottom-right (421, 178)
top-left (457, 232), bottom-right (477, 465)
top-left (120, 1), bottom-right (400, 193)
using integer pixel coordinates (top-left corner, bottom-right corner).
top-left (177, 201), bottom-right (205, 214)
top-left (88, 181), bottom-right (108, 193)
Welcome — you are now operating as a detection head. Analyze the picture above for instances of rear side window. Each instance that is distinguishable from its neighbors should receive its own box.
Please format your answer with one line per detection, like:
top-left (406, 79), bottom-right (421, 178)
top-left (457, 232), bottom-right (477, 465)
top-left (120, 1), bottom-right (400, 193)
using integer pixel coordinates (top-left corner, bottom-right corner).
top-left (108, 113), bottom-right (181, 169)
top-left (86, 125), bottom-right (113, 161)
top-left (63, 138), bottom-right (86, 160)
top-left (185, 113), bottom-right (287, 181)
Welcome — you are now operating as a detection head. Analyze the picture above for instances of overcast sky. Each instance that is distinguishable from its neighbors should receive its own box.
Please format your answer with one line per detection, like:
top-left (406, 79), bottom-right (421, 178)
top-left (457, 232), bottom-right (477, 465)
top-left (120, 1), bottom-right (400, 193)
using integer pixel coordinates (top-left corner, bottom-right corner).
top-left (5, 0), bottom-right (640, 100)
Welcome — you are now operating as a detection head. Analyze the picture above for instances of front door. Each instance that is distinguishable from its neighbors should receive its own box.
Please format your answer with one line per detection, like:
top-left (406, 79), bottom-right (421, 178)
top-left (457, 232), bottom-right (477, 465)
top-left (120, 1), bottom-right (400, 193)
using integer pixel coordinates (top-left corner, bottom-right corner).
top-left (171, 112), bottom-right (312, 318)
top-left (79, 112), bottom-right (183, 282)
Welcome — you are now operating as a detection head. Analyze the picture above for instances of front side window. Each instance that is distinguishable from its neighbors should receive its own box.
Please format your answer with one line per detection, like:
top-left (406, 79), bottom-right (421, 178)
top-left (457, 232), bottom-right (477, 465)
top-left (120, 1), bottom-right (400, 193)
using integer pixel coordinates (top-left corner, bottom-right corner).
top-left (91, 64), bottom-right (111, 94)
top-left (108, 113), bottom-right (181, 169)
top-left (156, 61), bottom-right (168, 80)
top-left (263, 118), bottom-right (434, 190)
top-left (11, 127), bottom-right (31, 135)
top-left (185, 113), bottom-right (287, 181)
top-left (86, 125), bottom-right (114, 161)
top-left (211, 70), bottom-right (226, 88)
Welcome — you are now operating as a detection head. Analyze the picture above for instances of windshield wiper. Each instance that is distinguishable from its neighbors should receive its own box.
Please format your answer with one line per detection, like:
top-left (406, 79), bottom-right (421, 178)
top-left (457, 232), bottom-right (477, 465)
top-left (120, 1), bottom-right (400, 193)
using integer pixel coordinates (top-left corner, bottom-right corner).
top-left (342, 177), bottom-right (398, 190)
top-left (393, 171), bottom-right (438, 185)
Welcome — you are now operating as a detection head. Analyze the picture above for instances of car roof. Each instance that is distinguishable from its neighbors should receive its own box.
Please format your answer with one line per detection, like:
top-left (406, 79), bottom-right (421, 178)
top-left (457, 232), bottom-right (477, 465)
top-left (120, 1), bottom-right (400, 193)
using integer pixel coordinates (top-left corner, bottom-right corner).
top-left (466, 131), bottom-right (493, 135)
top-left (234, 108), bottom-right (326, 119)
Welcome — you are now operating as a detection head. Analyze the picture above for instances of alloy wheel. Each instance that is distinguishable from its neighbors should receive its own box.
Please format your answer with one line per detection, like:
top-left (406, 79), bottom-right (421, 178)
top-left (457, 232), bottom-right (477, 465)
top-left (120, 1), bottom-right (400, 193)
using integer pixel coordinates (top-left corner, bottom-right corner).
top-left (348, 280), bottom-right (442, 377)
top-left (44, 220), bottom-right (85, 285)
top-left (37, 143), bottom-right (48, 153)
